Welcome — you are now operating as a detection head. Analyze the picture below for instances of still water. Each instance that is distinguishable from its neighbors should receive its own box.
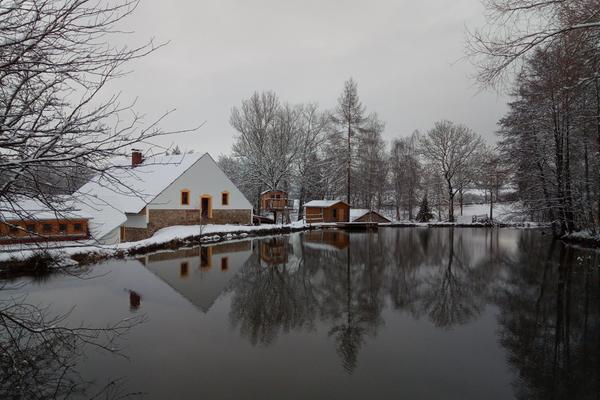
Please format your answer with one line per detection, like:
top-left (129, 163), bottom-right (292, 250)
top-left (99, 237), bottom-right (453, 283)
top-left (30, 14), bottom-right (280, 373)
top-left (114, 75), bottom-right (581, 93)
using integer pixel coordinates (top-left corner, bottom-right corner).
top-left (2, 228), bottom-right (600, 399)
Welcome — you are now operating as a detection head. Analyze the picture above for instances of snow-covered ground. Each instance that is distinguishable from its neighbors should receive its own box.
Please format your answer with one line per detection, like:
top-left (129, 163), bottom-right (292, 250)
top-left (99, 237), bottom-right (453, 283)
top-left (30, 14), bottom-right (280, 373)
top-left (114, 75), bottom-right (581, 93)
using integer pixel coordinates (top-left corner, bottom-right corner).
top-left (0, 221), bottom-right (308, 264)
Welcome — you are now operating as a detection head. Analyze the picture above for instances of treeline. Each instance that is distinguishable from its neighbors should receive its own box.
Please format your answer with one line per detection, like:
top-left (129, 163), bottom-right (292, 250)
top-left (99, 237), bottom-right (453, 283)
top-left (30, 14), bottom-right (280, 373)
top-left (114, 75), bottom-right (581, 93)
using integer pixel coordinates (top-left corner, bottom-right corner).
top-left (220, 80), bottom-right (501, 221)
top-left (469, 0), bottom-right (600, 234)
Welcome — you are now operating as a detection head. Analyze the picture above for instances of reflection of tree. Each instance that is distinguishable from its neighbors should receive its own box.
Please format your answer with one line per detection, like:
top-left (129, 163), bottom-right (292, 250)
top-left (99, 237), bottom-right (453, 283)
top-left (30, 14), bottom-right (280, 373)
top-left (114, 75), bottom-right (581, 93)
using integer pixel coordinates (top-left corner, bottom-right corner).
top-left (493, 237), bottom-right (600, 400)
top-left (420, 229), bottom-right (488, 328)
top-left (0, 278), bottom-right (142, 399)
top-left (319, 233), bottom-right (385, 374)
top-left (228, 228), bottom-right (508, 373)
top-left (228, 237), bottom-right (319, 346)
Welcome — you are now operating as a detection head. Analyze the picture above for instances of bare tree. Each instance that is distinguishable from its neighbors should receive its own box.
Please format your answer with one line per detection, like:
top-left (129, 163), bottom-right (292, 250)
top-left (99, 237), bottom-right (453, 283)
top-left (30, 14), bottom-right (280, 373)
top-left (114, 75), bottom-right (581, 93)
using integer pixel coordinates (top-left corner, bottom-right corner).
top-left (467, 0), bottom-right (600, 88)
top-left (419, 121), bottom-right (483, 222)
top-left (389, 131), bottom-right (421, 220)
top-left (0, 0), bottom-right (195, 236)
top-left (295, 104), bottom-right (329, 219)
top-left (230, 92), bottom-right (307, 212)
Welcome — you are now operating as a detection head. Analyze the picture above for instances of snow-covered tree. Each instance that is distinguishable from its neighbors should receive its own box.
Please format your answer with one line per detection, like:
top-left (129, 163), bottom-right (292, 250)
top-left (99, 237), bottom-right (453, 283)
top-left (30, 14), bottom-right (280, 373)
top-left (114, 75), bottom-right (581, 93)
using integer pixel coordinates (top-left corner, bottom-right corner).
top-left (328, 78), bottom-right (368, 204)
top-left (419, 121), bottom-right (483, 222)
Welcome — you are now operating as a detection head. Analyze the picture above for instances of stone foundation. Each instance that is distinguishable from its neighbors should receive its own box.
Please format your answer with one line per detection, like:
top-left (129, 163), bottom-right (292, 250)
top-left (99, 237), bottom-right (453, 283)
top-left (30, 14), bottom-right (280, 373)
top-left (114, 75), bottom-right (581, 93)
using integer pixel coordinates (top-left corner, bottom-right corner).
top-left (146, 209), bottom-right (252, 236)
top-left (211, 209), bottom-right (252, 225)
top-left (121, 227), bottom-right (149, 242)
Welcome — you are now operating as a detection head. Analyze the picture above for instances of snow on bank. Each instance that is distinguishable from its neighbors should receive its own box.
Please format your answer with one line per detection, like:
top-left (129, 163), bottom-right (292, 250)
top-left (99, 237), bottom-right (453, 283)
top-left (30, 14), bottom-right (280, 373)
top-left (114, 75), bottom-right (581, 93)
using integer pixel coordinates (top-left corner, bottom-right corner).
top-left (563, 230), bottom-right (600, 245)
top-left (0, 222), bottom-right (309, 265)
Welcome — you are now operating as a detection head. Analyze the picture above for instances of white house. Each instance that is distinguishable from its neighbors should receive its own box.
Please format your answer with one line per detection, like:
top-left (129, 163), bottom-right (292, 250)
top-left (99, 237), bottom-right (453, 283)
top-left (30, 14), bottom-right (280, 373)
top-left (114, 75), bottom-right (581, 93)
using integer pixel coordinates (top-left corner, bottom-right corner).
top-left (76, 150), bottom-right (253, 244)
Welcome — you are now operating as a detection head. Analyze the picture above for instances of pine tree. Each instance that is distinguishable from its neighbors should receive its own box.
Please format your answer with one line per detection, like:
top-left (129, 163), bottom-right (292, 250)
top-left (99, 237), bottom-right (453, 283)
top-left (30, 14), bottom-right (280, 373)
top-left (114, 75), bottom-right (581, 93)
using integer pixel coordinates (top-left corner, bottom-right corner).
top-left (416, 195), bottom-right (434, 222)
top-left (330, 78), bottom-right (366, 204)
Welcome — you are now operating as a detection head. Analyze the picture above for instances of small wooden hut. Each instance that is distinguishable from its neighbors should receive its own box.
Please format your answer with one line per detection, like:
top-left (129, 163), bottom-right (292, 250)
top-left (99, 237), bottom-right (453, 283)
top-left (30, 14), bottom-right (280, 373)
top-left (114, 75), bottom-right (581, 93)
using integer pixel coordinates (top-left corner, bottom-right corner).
top-left (259, 190), bottom-right (293, 224)
top-left (304, 200), bottom-right (350, 223)
top-left (350, 209), bottom-right (391, 223)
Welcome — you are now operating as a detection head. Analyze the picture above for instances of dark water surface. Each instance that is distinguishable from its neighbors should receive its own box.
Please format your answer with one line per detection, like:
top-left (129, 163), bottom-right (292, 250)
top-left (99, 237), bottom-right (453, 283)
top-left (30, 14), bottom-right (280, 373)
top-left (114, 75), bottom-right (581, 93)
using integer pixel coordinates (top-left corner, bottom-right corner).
top-left (3, 228), bottom-right (600, 399)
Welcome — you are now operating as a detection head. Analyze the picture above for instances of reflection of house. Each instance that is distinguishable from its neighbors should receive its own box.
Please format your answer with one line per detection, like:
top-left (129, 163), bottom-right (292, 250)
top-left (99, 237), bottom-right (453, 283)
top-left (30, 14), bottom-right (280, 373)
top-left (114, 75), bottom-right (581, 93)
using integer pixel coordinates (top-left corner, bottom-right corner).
top-left (75, 150), bottom-right (253, 244)
top-left (303, 230), bottom-right (349, 250)
top-left (140, 241), bottom-right (252, 313)
top-left (0, 198), bottom-right (90, 244)
top-left (304, 200), bottom-right (350, 223)
top-left (259, 237), bottom-right (290, 265)
top-left (350, 209), bottom-right (391, 223)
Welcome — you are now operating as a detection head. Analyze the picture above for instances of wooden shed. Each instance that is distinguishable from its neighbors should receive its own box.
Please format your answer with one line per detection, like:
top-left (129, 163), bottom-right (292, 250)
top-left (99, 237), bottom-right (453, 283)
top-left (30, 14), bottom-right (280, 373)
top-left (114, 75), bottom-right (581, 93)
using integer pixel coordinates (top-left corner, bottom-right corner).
top-left (304, 200), bottom-right (350, 223)
top-left (259, 190), bottom-right (289, 212)
top-left (0, 198), bottom-right (90, 244)
top-left (350, 209), bottom-right (391, 223)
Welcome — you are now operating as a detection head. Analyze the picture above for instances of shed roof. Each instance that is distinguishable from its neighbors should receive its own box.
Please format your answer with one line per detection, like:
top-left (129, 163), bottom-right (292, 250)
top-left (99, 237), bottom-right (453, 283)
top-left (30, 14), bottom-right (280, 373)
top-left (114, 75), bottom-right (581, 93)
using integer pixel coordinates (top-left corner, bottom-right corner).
top-left (304, 200), bottom-right (349, 208)
top-left (1, 196), bottom-right (91, 221)
top-left (349, 209), bottom-right (391, 222)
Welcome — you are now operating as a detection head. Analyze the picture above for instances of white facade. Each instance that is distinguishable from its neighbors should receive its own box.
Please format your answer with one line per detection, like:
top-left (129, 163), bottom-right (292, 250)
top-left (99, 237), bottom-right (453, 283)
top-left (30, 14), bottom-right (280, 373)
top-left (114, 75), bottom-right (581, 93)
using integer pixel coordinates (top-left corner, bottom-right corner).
top-left (148, 154), bottom-right (252, 211)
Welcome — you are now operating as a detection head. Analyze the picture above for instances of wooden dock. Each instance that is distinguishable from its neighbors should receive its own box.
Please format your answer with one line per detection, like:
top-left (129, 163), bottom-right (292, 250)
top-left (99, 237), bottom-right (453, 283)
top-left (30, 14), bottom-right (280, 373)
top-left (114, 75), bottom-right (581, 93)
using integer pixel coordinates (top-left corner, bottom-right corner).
top-left (336, 222), bottom-right (379, 231)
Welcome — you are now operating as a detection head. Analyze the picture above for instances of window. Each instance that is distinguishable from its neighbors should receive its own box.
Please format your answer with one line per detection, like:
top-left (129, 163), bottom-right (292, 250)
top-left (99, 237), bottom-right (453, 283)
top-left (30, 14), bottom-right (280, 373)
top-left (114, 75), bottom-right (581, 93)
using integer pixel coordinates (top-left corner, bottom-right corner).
top-left (221, 257), bottom-right (229, 271)
top-left (26, 224), bottom-right (35, 233)
top-left (332, 208), bottom-right (338, 219)
top-left (201, 247), bottom-right (212, 268)
top-left (221, 191), bottom-right (229, 206)
top-left (9, 225), bottom-right (19, 233)
top-left (43, 224), bottom-right (52, 233)
top-left (59, 224), bottom-right (67, 233)
top-left (181, 190), bottom-right (190, 206)
top-left (180, 262), bottom-right (189, 278)
top-left (73, 223), bottom-right (82, 232)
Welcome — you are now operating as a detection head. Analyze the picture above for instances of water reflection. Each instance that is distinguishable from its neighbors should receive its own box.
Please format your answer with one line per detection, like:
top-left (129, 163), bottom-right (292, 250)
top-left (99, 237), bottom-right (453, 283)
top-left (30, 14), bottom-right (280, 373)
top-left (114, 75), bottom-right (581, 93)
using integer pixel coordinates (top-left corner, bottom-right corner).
top-left (9, 228), bottom-right (597, 399)
top-left (140, 241), bottom-right (252, 313)
top-left (494, 236), bottom-right (600, 399)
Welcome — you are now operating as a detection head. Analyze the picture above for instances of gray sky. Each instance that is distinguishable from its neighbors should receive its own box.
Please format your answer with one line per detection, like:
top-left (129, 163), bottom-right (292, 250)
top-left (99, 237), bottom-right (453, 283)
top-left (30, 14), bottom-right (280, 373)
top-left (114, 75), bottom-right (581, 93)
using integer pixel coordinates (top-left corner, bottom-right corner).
top-left (113, 0), bottom-right (507, 157)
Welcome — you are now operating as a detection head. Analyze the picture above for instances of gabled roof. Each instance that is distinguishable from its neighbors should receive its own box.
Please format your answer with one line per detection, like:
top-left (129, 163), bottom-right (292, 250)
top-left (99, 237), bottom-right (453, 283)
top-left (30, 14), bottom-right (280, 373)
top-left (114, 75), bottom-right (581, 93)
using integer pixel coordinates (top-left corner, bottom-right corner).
top-left (304, 200), bottom-right (349, 208)
top-left (349, 209), bottom-right (370, 221)
top-left (75, 153), bottom-right (204, 239)
top-left (350, 209), bottom-right (391, 222)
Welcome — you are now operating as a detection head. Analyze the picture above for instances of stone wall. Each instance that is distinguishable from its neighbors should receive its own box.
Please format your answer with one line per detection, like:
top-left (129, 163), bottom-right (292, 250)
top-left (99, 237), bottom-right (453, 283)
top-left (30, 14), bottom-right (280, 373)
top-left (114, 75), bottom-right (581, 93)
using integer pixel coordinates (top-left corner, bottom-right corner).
top-left (146, 208), bottom-right (252, 236)
top-left (121, 227), bottom-right (149, 242)
top-left (211, 209), bottom-right (252, 225)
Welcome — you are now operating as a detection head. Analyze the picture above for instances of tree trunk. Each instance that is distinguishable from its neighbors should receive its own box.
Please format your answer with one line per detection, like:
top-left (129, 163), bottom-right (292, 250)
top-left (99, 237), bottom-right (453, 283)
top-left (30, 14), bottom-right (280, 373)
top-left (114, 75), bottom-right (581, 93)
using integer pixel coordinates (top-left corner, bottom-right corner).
top-left (459, 189), bottom-right (463, 217)
top-left (489, 188), bottom-right (494, 221)
top-left (447, 180), bottom-right (454, 222)
top-left (347, 122), bottom-right (352, 204)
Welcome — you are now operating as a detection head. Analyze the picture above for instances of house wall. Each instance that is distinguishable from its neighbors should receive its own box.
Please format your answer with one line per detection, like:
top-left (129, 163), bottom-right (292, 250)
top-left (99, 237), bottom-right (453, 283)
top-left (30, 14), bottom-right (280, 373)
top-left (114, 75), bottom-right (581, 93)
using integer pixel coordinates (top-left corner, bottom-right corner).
top-left (115, 154), bottom-right (254, 242)
top-left (0, 219), bottom-right (89, 244)
top-left (305, 203), bottom-right (350, 223)
top-left (149, 154), bottom-right (252, 212)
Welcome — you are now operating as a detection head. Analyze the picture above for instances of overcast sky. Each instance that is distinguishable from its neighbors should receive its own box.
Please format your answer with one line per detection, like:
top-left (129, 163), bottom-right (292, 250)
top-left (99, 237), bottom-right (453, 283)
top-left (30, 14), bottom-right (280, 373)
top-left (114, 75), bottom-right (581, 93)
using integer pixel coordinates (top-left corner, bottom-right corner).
top-left (112, 0), bottom-right (508, 157)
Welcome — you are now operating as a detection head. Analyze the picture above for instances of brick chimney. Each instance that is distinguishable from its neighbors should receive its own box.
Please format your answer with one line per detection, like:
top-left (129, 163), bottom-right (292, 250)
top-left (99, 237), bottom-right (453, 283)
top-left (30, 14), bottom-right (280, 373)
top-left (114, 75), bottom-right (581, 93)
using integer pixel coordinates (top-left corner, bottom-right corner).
top-left (131, 149), bottom-right (144, 168)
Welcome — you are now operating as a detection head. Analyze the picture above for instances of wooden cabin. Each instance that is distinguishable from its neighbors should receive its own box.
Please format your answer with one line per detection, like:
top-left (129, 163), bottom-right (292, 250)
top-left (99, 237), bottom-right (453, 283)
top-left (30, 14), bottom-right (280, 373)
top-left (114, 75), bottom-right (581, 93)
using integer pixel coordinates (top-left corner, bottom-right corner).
top-left (260, 190), bottom-right (289, 211)
top-left (0, 218), bottom-right (90, 244)
top-left (304, 200), bottom-right (350, 223)
top-left (0, 198), bottom-right (90, 244)
top-left (350, 209), bottom-right (391, 223)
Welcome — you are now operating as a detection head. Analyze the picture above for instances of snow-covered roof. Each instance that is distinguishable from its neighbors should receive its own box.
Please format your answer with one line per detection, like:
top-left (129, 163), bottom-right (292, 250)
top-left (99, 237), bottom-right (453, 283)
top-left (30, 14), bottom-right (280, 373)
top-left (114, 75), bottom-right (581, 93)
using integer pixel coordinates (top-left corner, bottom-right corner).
top-left (304, 200), bottom-right (348, 208)
top-left (349, 209), bottom-right (369, 221)
top-left (74, 152), bottom-right (204, 239)
top-left (1, 197), bottom-right (91, 221)
top-left (260, 189), bottom-right (286, 195)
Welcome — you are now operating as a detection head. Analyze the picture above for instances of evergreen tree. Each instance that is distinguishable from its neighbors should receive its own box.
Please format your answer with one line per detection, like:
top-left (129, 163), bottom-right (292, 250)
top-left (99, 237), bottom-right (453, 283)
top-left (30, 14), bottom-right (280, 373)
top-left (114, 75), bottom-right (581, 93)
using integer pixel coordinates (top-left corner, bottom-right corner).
top-left (330, 78), bottom-right (367, 204)
top-left (416, 195), bottom-right (434, 222)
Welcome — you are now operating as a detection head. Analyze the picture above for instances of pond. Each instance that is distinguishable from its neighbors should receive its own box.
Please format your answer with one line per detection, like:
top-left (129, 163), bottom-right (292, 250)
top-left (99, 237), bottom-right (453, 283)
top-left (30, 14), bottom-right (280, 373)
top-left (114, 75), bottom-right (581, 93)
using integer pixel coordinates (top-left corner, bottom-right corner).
top-left (2, 228), bottom-right (599, 399)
